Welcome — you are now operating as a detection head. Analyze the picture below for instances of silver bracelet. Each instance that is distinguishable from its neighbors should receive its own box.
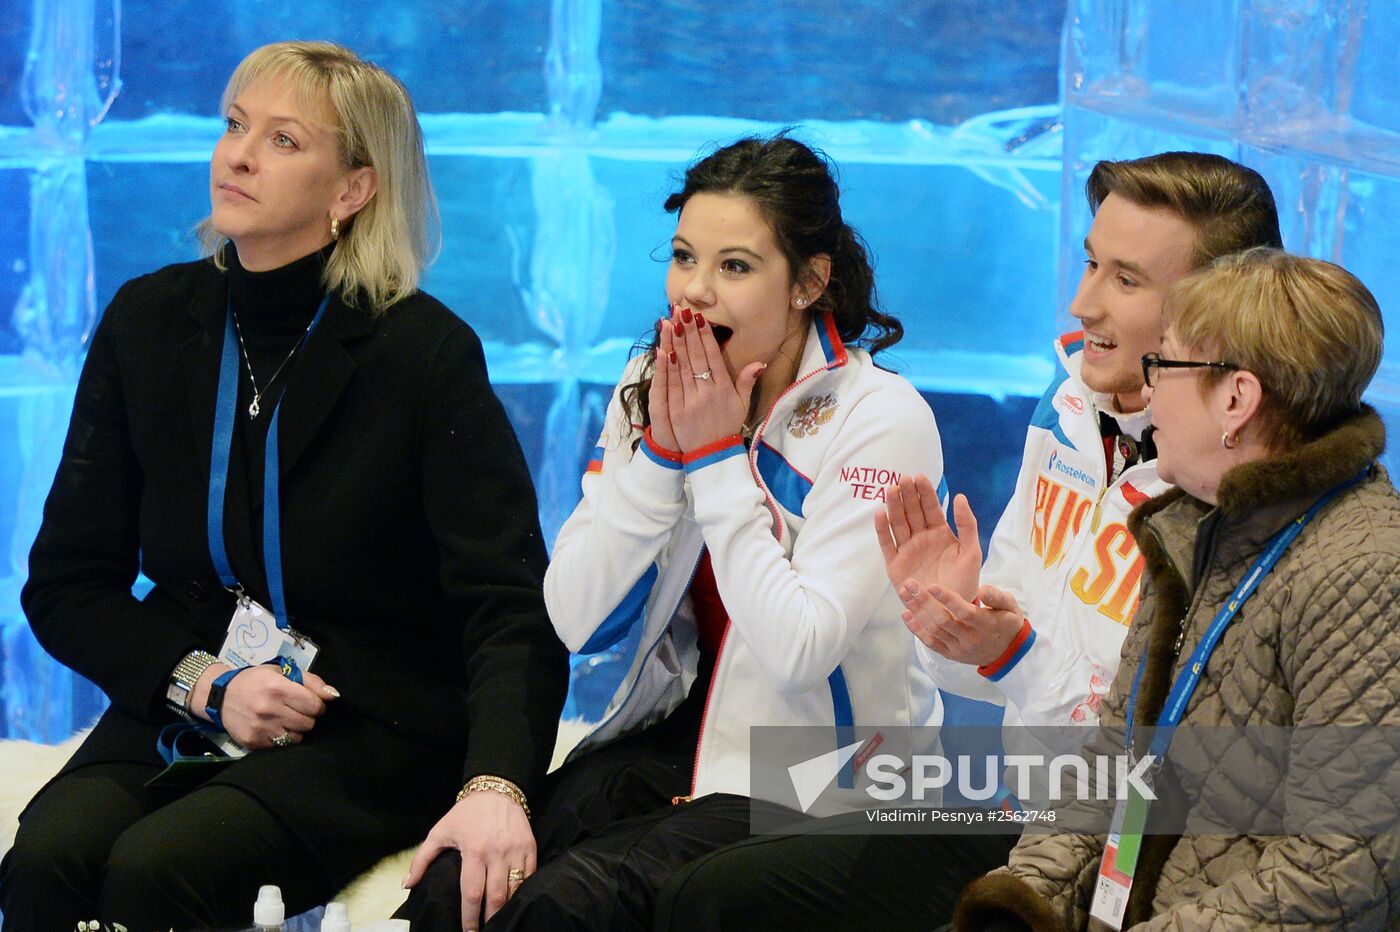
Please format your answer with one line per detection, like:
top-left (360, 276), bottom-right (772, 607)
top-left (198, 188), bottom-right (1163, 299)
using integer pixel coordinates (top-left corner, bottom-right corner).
top-left (165, 649), bottom-right (218, 718)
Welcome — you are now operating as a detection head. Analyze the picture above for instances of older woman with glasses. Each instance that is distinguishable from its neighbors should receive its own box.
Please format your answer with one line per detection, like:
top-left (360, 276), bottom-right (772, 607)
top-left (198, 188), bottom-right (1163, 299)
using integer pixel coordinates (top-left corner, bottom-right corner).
top-left (957, 247), bottom-right (1400, 930)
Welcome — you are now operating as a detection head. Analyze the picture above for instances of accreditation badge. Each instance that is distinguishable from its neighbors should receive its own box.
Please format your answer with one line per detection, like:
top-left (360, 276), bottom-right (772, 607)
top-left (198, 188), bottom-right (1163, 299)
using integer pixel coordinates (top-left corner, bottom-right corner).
top-left (1089, 770), bottom-right (1153, 931)
top-left (216, 594), bottom-right (319, 672)
top-left (210, 594), bottom-right (320, 758)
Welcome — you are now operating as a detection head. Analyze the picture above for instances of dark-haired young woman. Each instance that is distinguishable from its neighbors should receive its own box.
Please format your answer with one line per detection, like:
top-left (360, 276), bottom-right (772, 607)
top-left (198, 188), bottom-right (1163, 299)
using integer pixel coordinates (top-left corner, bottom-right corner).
top-left (398, 135), bottom-right (946, 931)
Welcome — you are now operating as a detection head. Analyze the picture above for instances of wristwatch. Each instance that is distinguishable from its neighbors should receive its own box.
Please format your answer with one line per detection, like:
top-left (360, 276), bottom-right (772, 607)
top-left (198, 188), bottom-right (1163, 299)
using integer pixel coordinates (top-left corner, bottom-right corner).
top-left (204, 667), bottom-right (243, 733)
top-left (166, 650), bottom-right (218, 720)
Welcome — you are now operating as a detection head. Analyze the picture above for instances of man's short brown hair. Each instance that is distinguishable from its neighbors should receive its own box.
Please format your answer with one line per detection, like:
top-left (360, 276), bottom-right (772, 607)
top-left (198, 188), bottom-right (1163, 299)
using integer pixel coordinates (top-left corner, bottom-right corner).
top-left (1087, 152), bottom-right (1283, 269)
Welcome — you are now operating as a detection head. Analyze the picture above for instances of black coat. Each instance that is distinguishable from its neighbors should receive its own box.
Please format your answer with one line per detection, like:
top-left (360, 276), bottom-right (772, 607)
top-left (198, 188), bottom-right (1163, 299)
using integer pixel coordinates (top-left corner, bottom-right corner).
top-left (21, 257), bottom-right (569, 878)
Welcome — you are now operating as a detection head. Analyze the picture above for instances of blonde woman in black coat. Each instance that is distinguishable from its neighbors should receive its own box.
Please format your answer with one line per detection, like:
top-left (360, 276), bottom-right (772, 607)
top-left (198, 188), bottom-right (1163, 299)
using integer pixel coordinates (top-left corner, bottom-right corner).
top-left (0, 41), bottom-right (567, 930)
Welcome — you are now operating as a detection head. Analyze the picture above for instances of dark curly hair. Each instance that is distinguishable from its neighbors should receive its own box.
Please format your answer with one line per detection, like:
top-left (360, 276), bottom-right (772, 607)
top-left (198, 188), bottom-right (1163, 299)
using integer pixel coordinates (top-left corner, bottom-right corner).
top-left (620, 133), bottom-right (903, 436)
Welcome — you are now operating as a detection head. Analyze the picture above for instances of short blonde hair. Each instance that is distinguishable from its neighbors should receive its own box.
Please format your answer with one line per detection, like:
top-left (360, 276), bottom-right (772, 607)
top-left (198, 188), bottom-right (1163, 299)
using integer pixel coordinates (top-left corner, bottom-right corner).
top-left (198, 41), bottom-right (440, 312)
top-left (1163, 248), bottom-right (1383, 447)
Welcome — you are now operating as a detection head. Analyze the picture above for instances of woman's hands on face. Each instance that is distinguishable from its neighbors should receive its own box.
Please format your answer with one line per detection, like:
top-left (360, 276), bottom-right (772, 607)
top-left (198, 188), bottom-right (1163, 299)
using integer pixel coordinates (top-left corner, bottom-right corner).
top-left (401, 789), bottom-right (536, 931)
top-left (190, 662), bottom-right (339, 749)
top-left (647, 310), bottom-right (681, 453)
top-left (654, 305), bottom-right (765, 454)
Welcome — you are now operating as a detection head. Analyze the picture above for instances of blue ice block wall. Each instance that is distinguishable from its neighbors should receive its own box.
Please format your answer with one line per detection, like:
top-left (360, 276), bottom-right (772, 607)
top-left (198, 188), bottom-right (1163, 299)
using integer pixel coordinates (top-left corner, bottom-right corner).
top-left (0, 0), bottom-right (1064, 737)
top-left (1060, 0), bottom-right (1400, 482)
top-left (4, 1), bottom-right (1394, 738)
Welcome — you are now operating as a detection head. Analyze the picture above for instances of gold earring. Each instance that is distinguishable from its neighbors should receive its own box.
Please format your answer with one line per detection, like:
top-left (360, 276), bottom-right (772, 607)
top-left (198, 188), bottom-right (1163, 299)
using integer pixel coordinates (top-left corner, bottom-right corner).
top-left (1221, 431), bottom-right (1238, 450)
top-left (330, 216), bottom-right (340, 241)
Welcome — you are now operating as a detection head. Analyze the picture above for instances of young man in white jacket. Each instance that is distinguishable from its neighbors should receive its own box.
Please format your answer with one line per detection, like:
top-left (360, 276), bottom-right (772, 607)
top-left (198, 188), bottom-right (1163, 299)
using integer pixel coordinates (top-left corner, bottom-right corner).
top-left (652, 151), bottom-right (1285, 931)
top-left (889, 153), bottom-right (1283, 741)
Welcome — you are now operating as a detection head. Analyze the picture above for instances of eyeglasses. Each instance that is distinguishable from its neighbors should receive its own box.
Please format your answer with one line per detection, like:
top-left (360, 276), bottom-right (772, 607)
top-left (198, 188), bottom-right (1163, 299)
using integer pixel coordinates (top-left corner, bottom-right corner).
top-left (1141, 352), bottom-right (1239, 388)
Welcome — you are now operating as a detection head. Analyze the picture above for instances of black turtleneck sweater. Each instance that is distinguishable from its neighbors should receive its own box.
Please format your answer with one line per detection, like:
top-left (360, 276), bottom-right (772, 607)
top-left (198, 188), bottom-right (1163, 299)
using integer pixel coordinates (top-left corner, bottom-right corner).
top-left (225, 244), bottom-right (332, 593)
top-left (227, 243), bottom-right (329, 429)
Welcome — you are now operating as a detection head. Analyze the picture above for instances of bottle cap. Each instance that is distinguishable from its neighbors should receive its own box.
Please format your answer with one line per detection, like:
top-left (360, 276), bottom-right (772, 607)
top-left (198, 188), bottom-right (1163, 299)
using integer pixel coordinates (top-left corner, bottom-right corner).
top-left (321, 902), bottom-right (351, 932)
top-left (254, 884), bottom-right (285, 926)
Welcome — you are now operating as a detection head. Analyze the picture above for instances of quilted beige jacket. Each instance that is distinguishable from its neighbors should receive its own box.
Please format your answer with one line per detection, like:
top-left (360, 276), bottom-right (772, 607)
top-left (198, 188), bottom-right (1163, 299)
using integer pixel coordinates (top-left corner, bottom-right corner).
top-left (958, 408), bottom-right (1400, 931)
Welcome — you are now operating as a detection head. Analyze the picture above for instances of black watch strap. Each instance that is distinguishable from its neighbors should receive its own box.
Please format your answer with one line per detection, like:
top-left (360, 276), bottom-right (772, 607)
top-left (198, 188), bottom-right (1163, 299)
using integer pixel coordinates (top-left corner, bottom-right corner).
top-left (204, 667), bottom-right (243, 733)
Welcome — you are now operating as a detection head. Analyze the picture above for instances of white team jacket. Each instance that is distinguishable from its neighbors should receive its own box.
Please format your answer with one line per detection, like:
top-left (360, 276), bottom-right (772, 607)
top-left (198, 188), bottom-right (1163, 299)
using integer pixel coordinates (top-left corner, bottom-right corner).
top-left (547, 314), bottom-right (945, 802)
top-left (919, 331), bottom-right (1171, 736)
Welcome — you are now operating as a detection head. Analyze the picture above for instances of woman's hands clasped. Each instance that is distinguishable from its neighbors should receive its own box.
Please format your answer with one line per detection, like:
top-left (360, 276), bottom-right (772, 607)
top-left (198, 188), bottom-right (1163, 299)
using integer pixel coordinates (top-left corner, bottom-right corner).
top-left (648, 305), bottom-right (765, 454)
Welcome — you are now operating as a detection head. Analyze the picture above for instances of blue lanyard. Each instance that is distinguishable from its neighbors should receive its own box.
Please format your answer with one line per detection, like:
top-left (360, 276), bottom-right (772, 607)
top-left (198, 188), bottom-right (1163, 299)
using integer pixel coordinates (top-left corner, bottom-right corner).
top-left (1126, 469), bottom-right (1369, 762)
top-left (206, 293), bottom-right (330, 628)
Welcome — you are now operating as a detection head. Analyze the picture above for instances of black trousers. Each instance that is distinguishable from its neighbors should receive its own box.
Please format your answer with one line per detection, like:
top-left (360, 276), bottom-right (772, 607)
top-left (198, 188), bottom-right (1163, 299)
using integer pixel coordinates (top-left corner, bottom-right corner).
top-left (0, 760), bottom-right (334, 931)
top-left (396, 660), bottom-right (794, 931)
top-left (652, 828), bottom-right (1020, 931)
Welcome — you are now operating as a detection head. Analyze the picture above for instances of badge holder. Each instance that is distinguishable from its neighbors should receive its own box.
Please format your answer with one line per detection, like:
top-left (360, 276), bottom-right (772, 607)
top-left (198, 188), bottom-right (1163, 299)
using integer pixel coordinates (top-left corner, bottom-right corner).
top-left (209, 593), bottom-right (319, 758)
top-left (147, 294), bottom-right (330, 785)
top-left (1089, 469), bottom-right (1367, 931)
top-left (1089, 760), bottom-right (1154, 930)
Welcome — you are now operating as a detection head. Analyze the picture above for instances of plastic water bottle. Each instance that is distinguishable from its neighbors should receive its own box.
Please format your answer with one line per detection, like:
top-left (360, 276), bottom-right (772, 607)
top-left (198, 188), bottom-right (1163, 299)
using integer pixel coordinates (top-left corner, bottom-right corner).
top-left (321, 902), bottom-right (351, 932)
top-left (253, 884), bottom-right (286, 931)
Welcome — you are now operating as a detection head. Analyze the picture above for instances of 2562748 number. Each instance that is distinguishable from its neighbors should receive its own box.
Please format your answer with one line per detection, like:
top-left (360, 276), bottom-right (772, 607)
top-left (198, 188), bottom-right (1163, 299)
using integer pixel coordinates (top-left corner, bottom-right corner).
top-left (991, 809), bottom-right (1057, 823)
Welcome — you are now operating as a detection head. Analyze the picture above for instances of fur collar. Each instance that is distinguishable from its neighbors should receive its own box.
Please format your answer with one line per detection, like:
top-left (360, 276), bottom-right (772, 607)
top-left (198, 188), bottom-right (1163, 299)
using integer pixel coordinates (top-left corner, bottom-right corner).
top-left (1125, 405), bottom-right (1386, 736)
top-left (1117, 498), bottom-right (1199, 923)
top-left (1117, 406), bottom-right (1385, 922)
top-left (955, 871), bottom-right (1061, 932)
top-left (1216, 406), bottom-right (1385, 516)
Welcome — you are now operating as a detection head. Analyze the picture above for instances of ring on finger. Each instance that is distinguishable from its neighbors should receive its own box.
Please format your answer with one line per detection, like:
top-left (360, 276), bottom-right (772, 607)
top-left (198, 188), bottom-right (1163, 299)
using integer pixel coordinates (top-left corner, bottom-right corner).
top-left (507, 867), bottom-right (526, 885)
top-left (693, 369), bottom-right (713, 381)
top-left (272, 732), bottom-right (293, 748)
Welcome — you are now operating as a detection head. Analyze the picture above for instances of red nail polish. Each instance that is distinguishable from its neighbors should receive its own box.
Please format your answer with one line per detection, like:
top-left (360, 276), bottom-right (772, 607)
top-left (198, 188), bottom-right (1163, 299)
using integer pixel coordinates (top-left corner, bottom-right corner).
top-left (695, 313), bottom-right (706, 328)
top-left (669, 351), bottom-right (678, 364)
top-left (681, 307), bottom-right (693, 324)
top-left (673, 320), bottom-right (683, 336)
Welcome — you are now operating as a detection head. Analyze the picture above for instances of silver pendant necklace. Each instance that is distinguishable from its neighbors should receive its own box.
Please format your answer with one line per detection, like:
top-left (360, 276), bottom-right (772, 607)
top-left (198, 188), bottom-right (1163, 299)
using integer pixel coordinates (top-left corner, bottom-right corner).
top-left (230, 306), bottom-right (316, 419)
